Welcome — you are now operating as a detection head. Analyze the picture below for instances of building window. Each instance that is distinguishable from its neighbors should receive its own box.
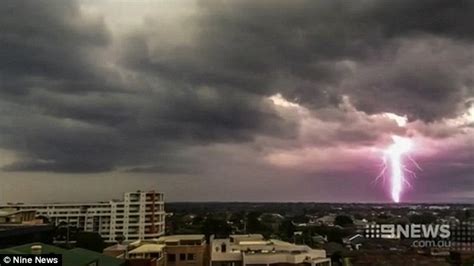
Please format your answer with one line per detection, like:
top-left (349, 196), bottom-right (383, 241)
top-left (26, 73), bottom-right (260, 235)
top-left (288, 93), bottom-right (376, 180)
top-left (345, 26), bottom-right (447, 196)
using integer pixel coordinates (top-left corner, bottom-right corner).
top-left (168, 254), bottom-right (176, 262)
top-left (179, 253), bottom-right (186, 261)
top-left (187, 253), bottom-right (195, 261)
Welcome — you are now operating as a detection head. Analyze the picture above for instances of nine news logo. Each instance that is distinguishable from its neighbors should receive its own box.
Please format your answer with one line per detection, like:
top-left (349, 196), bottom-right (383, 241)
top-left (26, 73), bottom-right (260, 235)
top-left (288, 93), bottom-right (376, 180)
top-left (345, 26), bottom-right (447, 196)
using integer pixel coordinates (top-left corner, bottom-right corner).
top-left (0, 254), bottom-right (61, 266)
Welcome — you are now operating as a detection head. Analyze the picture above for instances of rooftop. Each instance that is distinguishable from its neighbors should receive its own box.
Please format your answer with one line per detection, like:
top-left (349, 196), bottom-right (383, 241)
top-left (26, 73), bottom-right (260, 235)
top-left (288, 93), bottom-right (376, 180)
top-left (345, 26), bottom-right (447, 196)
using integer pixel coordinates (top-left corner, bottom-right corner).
top-left (104, 244), bottom-right (127, 251)
top-left (157, 234), bottom-right (205, 242)
top-left (128, 244), bottom-right (165, 254)
top-left (230, 234), bottom-right (264, 239)
top-left (0, 209), bottom-right (35, 217)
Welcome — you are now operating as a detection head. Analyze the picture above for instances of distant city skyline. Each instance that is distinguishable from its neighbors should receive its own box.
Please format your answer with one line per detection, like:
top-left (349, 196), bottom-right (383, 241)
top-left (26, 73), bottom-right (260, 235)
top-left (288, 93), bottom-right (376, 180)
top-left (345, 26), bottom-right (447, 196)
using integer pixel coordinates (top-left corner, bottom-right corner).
top-left (0, 1), bottom-right (472, 203)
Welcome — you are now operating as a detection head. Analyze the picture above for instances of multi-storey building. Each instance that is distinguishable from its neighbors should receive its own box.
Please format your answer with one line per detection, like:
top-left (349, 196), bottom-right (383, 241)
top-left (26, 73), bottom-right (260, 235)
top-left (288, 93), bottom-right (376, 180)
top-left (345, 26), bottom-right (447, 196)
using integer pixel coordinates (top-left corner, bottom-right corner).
top-left (1, 191), bottom-right (165, 242)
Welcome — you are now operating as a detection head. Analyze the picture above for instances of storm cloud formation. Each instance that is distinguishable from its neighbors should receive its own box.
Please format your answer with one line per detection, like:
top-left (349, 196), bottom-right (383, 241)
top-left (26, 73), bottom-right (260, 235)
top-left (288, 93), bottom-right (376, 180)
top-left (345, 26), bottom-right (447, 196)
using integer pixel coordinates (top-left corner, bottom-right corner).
top-left (0, 0), bottom-right (472, 202)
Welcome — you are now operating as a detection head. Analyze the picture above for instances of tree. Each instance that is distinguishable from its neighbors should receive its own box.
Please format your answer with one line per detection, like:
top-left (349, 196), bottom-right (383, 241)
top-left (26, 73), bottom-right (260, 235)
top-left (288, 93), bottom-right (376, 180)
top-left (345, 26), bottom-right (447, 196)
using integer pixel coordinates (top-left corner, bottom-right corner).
top-left (246, 212), bottom-right (262, 233)
top-left (202, 217), bottom-right (232, 239)
top-left (192, 215), bottom-right (204, 225)
top-left (115, 234), bottom-right (125, 244)
top-left (76, 232), bottom-right (104, 252)
top-left (229, 211), bottom-right (246, 231)
top-left (313, 226), bottom-right (346, 243)
top-left (292, 214), bottom-right (309, 223)
top-left (246, 212), bottom-right (272, 237)
top-left (409, 212), bottom-right (436, 224)
top-left (331, 251), bottom-right (343, 266)
top-left (279, 219), bottom-right (296, 241)
top-left (334, 215), bottom-right (353, 227)
top-left (54, 222), bottom-right (78, 248)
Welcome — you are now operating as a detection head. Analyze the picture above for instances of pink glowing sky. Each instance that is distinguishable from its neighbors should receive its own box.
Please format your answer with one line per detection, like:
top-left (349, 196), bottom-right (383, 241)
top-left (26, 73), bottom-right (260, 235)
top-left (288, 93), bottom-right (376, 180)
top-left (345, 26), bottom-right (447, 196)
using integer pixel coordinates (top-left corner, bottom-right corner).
top-left (263, 94), bottom-right (473, 202)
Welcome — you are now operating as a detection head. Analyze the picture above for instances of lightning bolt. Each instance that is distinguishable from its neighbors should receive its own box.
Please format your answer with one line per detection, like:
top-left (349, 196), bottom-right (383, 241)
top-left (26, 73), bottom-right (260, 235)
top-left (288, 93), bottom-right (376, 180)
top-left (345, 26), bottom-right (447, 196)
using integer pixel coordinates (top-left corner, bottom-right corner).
top-left (378, 135), bottom-right (420, 203)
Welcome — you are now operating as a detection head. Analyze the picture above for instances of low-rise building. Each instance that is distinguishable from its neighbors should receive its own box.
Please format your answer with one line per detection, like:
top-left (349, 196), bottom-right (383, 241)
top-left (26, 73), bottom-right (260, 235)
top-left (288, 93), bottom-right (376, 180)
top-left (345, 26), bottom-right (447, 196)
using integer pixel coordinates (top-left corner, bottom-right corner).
top-left (0, 208), bottom-right (54, 248)
top-left (117, 235), bottom-right (208, 266)
top-left (105, 241), bottom-right (164, 266)
top-left (103, 243), bottom-right (128, 258)
top-left (0, 208), bottom-right (39, 224)
top-left (158, 235), bottom-right (208, 266)
top-left (128, 243), bottom-right (165, 261)
top-left (310, 215), bottom-right (336, 226)
top-left (210, 234), bottom-right (331, 266)
top-left (342, 234), bottom-right (365, 250)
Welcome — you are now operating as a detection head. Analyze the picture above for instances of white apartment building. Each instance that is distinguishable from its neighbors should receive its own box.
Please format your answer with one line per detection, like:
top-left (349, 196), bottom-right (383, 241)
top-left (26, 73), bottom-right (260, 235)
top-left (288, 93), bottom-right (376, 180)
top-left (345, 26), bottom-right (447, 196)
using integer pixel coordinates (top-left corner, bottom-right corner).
top-left (211, 234), bottom-right (331, 266)
top-left (1, 191), bottom-right (165, 242)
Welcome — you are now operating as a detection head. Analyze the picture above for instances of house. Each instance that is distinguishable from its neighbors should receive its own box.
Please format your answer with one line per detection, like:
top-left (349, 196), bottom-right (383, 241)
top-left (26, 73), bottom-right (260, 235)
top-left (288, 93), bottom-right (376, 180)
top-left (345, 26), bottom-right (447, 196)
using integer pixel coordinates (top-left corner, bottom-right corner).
top-left (342, 234), bottom-right (365, 250)
top-left (311, 215), bottom-right (336, 226)
top-left (0, 210), bottom-right (53, 248)
top-left (312, 234), bottom-right (328, 245)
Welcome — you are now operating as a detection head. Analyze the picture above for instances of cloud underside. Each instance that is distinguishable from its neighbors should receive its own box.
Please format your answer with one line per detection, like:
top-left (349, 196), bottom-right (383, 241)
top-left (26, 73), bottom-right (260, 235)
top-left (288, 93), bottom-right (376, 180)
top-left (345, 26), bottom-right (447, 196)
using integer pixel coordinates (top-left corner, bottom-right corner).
top-left (0, 0), bottom-right (472, 202)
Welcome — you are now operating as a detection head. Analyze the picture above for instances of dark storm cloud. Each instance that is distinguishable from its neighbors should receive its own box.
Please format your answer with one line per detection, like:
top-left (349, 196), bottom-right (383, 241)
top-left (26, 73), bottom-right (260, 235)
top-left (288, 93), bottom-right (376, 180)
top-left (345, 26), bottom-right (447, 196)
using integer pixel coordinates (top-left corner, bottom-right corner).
top-left (0, 0), bottom-right (295, 172)
top-left (0, 0), bottom-right (472, 176)
top-left (121, 0), bottom-right (474, 120)
top-left (0, 0), bottom-right (110, 90)
top-left (369, 0), bottom-right (474, 40)
top-left (0, 0), bottom-right (122, 172)
top-left (345, 37), bottom-right (474, 121)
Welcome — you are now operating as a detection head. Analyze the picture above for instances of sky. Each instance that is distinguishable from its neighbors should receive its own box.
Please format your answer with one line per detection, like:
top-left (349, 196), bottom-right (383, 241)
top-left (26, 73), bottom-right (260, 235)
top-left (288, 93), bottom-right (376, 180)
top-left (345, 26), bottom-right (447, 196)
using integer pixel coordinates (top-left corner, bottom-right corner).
top-left (0, 0), bottom-right (473, 203)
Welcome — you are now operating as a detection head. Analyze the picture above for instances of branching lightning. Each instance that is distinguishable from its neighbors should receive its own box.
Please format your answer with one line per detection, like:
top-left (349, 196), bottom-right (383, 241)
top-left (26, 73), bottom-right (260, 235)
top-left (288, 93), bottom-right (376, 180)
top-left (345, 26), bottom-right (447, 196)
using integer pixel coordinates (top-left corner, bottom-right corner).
top-left (377, 135), bottom-right (421, 203)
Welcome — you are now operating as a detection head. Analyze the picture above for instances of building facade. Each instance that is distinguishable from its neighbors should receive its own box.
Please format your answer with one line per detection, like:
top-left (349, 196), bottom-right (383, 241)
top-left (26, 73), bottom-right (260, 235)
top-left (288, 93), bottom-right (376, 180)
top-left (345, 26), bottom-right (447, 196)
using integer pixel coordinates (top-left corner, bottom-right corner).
top-left (1, 191), bottom-right (165, 242)
top-left (0, 209), bottom-right (38, 224)
top-left (109, 235), bottom-right (207, 266)
top-left (158, 235), bottom-right (208, 266)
